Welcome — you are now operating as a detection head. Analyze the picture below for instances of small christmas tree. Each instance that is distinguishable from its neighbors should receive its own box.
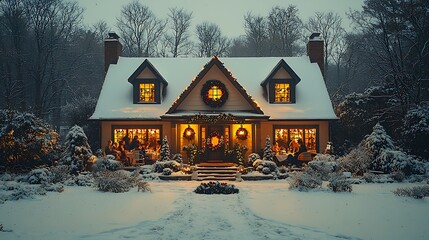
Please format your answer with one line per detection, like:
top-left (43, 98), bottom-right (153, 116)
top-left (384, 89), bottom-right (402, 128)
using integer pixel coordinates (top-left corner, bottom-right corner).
top-left (160, 136), bottom-right (170, 161)
top-left (62, 125), bottom-right (93, 174)
top-left (263, 135), bottom-right (274, 161)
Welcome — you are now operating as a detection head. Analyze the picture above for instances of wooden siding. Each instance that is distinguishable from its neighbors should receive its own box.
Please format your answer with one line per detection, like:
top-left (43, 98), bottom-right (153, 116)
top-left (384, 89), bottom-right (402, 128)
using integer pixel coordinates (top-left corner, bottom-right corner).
top-left (176, 65), bottom-right (255, 111)
top-left (272, 67), bottom-right (292, 79)
top-left (137, 68), bottom-right (156, 79)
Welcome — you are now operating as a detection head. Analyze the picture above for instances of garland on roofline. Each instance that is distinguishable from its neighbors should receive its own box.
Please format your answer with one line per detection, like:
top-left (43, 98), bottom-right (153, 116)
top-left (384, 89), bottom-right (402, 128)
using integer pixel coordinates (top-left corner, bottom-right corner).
top-left (188, 113), bottom-right (241, 124)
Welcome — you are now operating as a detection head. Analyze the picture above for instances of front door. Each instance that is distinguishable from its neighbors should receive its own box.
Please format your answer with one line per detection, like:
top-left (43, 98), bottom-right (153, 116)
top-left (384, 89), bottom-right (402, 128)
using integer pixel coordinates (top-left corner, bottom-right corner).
top-left (205, 125), bottom-right (225, 162)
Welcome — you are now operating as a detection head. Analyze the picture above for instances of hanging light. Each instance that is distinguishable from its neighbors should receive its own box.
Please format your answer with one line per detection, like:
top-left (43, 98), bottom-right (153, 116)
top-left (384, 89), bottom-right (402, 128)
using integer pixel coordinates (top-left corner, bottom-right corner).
top-left (236, 124), bottom-right (248, 140)
top-left (183, 125), bottom-right (195, 140)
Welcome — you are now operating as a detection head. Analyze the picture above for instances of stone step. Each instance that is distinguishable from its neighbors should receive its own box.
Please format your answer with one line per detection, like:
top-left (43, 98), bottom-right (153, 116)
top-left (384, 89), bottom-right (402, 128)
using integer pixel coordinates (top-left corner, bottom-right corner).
top-left (196, 166), bottom-right (238, 170)
top-left (198, 176), bottom-right (236, 181)
top-left (197, 173), bottom-right (237, 178)
top-left (197, 169), bottom-right (237, 174)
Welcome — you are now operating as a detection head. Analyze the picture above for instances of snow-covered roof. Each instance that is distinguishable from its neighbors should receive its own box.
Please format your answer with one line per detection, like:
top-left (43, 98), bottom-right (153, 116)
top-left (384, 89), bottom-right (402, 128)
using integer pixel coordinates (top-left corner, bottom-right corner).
top-left (90, 56), bottom-right (337, 120)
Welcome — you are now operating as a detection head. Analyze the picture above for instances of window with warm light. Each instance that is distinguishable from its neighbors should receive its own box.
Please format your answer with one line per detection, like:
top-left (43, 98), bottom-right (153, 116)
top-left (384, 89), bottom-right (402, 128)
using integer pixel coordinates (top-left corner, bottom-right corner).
top-left (139, 83), bottom-right (155, 102)
top-left (274, 83), bottom-right (290, 103)
top-left (113, 127), bottom-right (160, 151)
top-left (208, 86), bottom-right (223, 101)
top-left (274, 127), bottom-right (317, 153)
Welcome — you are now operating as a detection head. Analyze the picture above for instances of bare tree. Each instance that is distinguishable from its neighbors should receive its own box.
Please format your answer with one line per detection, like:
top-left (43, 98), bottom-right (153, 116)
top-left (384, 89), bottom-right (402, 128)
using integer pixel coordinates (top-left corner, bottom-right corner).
top-left (24, 0), bottom-right (83, 118)
top-left (165, 7), bottom-right (193, 57)
top-left (305, 11), bottom-right (346, 77)
top-left (266, 6), bottom-right (303, 56)
top-left (349, 0), bottom-right (429, 114)
top-left (117, 1), bottom-right (166, 57)
top-left (195, 22), bottom-right (230, 57)
top-left (92, 20), bottom-right (110, 43)
top-left (0, 0), bottom-right (27, 110)
top-left (244, 12), bottom-right (267, 56)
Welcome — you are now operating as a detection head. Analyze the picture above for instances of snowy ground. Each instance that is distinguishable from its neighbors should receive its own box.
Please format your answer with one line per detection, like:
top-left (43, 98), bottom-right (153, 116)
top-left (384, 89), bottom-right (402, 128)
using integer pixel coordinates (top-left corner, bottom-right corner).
top-left (1, 181), bottom-right (428, 240)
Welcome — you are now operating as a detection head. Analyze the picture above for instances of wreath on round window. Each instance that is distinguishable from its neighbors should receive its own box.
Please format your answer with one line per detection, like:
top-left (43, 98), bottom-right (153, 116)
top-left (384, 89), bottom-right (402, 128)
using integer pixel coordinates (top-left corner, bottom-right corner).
top-left (201, 80), bottom-right (228, 108)
top-left (206, 131), bottom-right (224, 151)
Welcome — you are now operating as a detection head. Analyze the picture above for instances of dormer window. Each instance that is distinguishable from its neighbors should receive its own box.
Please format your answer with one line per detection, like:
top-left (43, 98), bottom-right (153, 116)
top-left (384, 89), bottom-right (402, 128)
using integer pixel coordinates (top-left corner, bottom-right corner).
top-left (128, 60), bottom-right (168, 105)
top-left (274, 83), bottom-right (290, 103)
top-left (260, 59), bottom-right (301, 104)
top-left (139, 83), bottom-right (155, 102)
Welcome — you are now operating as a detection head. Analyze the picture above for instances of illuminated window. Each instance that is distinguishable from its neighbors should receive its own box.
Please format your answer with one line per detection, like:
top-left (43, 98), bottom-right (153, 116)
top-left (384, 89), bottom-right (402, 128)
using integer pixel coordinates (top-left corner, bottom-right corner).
top-left (274, 127), bottom-right (317, 153)
top-left (113, 127), bottom-right (160, 151)
top-left (274, 83), bottom-right (290, 102)
top-left (208, 86), bottom-right (223, 101)
top-left (139, 83), bottom-right (155, 102)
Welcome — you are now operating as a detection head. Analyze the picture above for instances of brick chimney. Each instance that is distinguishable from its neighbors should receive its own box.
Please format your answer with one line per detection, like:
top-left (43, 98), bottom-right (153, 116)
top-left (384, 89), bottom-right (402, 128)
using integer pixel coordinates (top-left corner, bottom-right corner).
top-left (306, 33), bottom-right (324, 78)
top-left (104, 32), bottom-right (122, 73)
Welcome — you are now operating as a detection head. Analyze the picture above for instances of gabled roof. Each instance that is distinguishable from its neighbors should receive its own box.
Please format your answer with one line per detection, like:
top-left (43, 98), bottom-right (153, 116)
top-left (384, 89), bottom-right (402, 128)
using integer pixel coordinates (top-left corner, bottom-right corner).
top-left (260, 59), bottom-right (301, 87)
top-left (90, 56), bottom-right (337, 120)
top-left (128, 59), bottom-right (168, 86)
top-left (167, 56), bottom-right (263, 114)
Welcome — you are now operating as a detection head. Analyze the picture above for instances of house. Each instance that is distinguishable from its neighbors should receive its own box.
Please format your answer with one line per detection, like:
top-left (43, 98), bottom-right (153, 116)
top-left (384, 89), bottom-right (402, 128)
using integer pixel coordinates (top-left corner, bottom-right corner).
top-left (90, 33), bottom-right (337, 164)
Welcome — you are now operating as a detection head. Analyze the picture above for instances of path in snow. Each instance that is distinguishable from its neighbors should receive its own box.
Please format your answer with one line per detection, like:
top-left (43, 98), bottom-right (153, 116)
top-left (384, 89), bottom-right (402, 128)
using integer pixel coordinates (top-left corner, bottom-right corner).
top-left (81, 187), bottom-right (361, 240)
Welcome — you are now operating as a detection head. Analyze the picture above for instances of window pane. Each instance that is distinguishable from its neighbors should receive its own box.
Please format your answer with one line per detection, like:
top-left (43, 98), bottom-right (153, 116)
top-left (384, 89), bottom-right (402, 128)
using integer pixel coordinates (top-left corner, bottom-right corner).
top-left (139, 83), bottom-right (155, 102)
top-left (274, 83), bottom-right (290, 102)
top-left (113, 127), bottom-right (160, 152)
top-left (274, 127), bottom-right (317, 153)
top-left (208, 86), bottom-right (222, 100)
top-left (305, 128), bottom-right (317, 151)
top-left (113, 128), bottom-right (127, 143)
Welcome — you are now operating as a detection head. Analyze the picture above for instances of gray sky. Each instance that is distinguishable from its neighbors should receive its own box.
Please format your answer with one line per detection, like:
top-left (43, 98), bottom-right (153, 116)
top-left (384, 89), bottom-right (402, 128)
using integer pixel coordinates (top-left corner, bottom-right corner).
top-left (76, 0), bottom-right (364, 38)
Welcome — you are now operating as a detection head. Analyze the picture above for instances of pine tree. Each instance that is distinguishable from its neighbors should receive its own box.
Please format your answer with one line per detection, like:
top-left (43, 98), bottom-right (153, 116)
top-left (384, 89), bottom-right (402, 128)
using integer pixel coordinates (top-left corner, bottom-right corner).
top-left (160, 136), bottom-right (170, 161)
top-left (62, 125), bottom-right (93, 174)
top-left (263, 135), bottom-right (274, 161)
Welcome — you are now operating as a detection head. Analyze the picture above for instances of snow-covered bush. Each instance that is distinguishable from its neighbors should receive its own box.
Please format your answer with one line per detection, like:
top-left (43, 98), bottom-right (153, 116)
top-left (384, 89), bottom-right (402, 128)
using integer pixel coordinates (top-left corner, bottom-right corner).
top-left (313, 154), bottom-right (336, 162)
top-left (262, 167), bottom-right (271, 175)
top-left (253, 159), bottom-right (277, 174)
top-left (247, 153), bottom-right (260, 167)
top-left (262, 136), bottom-right (274, 161)
top-left (154, 160), bottom-right (182, 173)
top-left (162, 168), bottom-right (173, 175)
top-left (0, 183), bottom-right (48, 203)
top-left (95, 171), bottom-right (133, 193)
top-left (328, 174), bottom-right (352, 192)
top-left (337, 145), bottom-right (371, 175)
top-left (307, 160), bottom-right (338, 181)
top-left (27, 168), bottom-right (52, 184)
top-left (159, 136), bottom-right (170, 161)
top-left (390, 172), bottom-right (405, 182)
top-left (62, 125), bottom-right (93, 175)
top-left (172, 153), bottom-right (183, 163)
top-left (49, 165), bottom-right (71, 184)
top-left (0, 173), bottom-right (12, 181)
top-left (393, 185), bottom-right (429, 199)
top-left (42, 183), bottom-right (64, 193)
top-left (289, 172), bottom-right (322, 191)
top-left (93, 155), bottom-right (123, 173)
top-left (194, 181), bottom-right (239, 194)
top-left (400, 106), bottom-right (429, 158)
top-left (64, 174), bottom-right (94, 187)
top-left (0, 109), bottom-right (60, 168)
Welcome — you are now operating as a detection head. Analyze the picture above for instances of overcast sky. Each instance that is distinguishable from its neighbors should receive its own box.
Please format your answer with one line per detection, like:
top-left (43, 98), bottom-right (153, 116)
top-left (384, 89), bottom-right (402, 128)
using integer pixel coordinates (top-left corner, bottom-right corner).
top-left (76, 0), bottom-right (364, 38)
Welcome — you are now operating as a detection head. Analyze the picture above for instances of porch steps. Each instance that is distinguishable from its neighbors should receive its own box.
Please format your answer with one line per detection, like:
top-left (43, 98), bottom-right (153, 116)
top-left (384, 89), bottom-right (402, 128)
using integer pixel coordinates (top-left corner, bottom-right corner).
top-left (195, 164), bottom-right (238, 181)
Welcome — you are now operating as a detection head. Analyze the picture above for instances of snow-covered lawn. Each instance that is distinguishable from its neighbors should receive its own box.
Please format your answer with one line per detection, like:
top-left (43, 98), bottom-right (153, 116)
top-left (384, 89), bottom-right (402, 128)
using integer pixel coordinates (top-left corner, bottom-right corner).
top-left (1, 181), bottom-right (428, 240)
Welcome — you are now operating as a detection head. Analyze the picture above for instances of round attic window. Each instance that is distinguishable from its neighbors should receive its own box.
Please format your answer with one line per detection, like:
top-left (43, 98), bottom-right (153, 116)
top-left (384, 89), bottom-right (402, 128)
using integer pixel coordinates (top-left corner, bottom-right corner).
top-left (201, 80), bottom-right (228, 108)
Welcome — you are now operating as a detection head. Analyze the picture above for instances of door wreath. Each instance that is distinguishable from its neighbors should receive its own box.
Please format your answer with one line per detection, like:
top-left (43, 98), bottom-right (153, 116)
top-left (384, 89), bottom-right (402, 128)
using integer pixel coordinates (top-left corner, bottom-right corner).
top-left (207, 131), bottom-right (224, 151)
